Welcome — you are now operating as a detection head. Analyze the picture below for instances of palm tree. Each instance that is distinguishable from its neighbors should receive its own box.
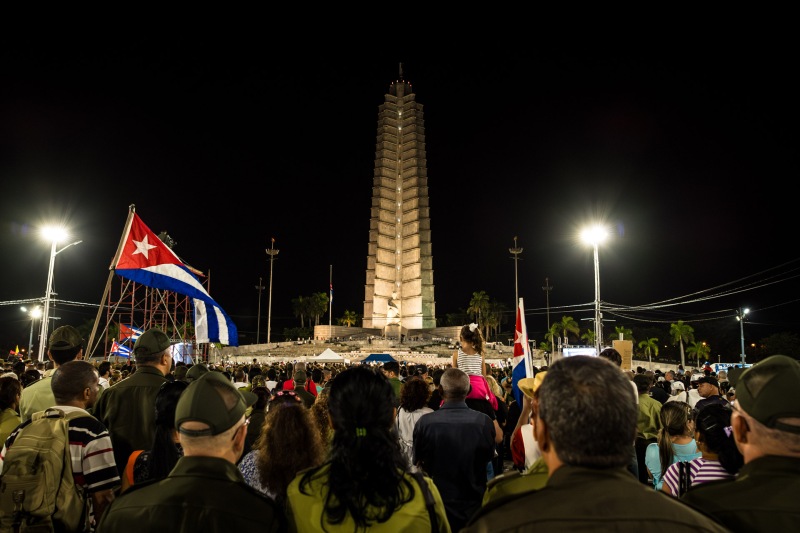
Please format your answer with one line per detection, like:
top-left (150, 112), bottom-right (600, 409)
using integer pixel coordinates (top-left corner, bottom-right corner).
top-left (337, 310), bottom-right (359, 327)
top-left (483, 300), bottom-right (508, 341)
top-left (638, 337), bottom-right (659, 365)
top-left (581, 328), bottom-right (596, 346)
top-left (686, 341), bottom-right (711, 368)
top-left (545, 323), bottom-right (560, 356)
top-left (467, 291), bottom-right (490, 325)
top-left (670, 320), bottom-right (695, 369)
top-left (291, 296), bottom-right (308, 328)
top-left (558, 316), bottom-right (580, 346)
top-left (309, 292), bottom-right (329, 327)
top-left (614, 325), bottom-right (634, 344)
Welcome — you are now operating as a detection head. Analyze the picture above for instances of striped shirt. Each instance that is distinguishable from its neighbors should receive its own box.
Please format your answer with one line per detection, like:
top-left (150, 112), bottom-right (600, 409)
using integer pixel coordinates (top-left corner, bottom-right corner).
top-left (457, 350), bottom-right (483, 375)
top-left (0, 405), bottom-right (120, 494)
top-left (662, 457), bottom-right (734, 496)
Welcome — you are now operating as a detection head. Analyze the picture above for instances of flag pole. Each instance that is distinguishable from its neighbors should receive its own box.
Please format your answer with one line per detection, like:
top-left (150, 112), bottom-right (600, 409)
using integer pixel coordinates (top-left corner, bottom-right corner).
top-left (86, 205), bottom-right (136, 359)
top-left (329, 264), bottom-right (332, 341)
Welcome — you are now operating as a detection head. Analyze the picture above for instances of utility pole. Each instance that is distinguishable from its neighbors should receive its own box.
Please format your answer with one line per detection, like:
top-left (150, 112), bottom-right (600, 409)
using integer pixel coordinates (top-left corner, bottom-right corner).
top-left (329, 265), bottom-right (333, 341)
top-left (542, 277), bottom-right (553, 348)
top-left (509, 236), bottom-right (523, 307)
top-left (255, 277), bottom-right (265, 344)
top-left (266, 238), bottom-right (279, 345)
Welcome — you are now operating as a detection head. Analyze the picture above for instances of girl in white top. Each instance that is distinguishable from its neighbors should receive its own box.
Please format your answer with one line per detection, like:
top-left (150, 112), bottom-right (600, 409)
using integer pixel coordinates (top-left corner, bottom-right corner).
top-left (452, 323), bottom-right (498, 410)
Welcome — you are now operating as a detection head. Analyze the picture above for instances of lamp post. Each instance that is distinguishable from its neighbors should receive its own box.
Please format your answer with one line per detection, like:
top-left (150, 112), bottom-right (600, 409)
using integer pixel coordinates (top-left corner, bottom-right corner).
top-left (509, 236), bottom-right (523, 306)
top-left (542, 278), bottom-right (556, 352)
top-left (37, 227), bottom-right (82, 361)
top-left (21, 306), bottom-right (42, 356)
top-left (265, 238), bottom-right (279, 345)
top-left (737, 307), bottom-right (749, 366)
top-left (581, 225), bottom-right (608, 356)
top-left (255, 277), bottom-right (265, 344)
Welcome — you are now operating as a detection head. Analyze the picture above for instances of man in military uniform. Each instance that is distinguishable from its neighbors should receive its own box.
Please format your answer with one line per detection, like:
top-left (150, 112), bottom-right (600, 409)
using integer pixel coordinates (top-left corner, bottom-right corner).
top-left (92, 328), bottom-right (171, 476)
top-left (19, 325), bottom-right (84, 422)
top-left (96, 371), bottom-right (286, 532)
top-left (463, 356), bottom-right (728, 532)
top-left (683, 355), bottom-right (800, 529)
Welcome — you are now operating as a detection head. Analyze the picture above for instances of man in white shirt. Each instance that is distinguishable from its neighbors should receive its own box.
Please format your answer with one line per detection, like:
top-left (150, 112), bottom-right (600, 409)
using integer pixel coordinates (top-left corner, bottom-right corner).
top-left (98, 361), bottom-right (112, 390)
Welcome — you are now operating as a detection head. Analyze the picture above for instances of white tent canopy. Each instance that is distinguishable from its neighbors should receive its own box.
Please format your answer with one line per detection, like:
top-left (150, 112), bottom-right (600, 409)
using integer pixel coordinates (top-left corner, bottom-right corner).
top-left (310, 348), bottom-right (344, 363)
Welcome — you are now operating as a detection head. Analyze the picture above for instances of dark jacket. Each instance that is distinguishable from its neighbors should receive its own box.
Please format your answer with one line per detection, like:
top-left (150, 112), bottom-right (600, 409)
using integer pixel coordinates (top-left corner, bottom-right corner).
top-left (413, 400), bottom-right (496, 532)
top-left (683, 455), bottom-right (800, 531)
top-left (464, 465), bottom-right (730, 532)
top-left (96, 456), bottom-right (286, 532)
top-left (91, 365), bottom-right (168, 476)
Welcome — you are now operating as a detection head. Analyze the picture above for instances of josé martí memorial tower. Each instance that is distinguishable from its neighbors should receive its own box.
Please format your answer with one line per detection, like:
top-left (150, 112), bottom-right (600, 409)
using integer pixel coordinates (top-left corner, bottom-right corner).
top-left (362, 66), bottom-right (438, 339)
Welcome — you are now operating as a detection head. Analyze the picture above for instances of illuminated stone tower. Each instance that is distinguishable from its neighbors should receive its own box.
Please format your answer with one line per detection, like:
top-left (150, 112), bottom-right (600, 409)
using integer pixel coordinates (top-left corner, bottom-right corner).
top-left (363, 66), bottom-right (436, 336)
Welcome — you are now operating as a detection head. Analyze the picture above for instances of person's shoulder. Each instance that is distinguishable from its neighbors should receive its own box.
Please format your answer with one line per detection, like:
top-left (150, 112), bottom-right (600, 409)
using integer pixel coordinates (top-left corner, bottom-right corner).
top-left (67, 411), bottom-right (108, 434)
top-left (467, 482), bottom-right (545, 529)
top-left (21, 376), bottom-right (49, 394)
top-left (682, 477), bottom-right (736, 505)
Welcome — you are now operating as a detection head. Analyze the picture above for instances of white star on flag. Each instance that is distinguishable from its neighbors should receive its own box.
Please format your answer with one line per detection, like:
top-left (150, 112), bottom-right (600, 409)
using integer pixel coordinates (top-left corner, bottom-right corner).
top-left (132, 235), bottom-right (157, 258)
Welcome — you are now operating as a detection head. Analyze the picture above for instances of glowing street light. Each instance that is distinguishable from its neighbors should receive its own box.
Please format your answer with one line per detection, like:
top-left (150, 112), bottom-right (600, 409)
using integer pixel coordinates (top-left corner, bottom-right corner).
top-left (21, 306), bottom-right (42, 357)
top-left (736, 307), bottom-right (749, 366)
top-left (37, 226), bottom-right (82, 361)
top-left (581, 224), bottom-right (609, 356)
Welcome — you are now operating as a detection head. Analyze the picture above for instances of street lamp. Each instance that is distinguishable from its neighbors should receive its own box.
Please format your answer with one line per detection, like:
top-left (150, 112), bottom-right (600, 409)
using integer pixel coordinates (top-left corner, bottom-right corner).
top-left (37, 226), bottom-right (82, 361)
top-left (21, 306), bottom-right (42, 356)
top-left (255, 277), bottom-right (265, 344)
top-left (265, 238), bottom-right (279, 345)
top-left (581, 225), bottom-right (609, 356)
top-left (736, 307), bottom-right (749, 366)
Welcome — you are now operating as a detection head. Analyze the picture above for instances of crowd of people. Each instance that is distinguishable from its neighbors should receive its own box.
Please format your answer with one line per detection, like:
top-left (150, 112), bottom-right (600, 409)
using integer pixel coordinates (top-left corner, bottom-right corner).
top-left (1, 323), bottom-right (798, 532)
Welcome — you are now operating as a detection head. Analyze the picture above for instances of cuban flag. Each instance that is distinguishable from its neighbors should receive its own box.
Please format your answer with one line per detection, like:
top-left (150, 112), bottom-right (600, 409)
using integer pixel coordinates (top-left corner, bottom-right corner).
top-left (118, 324), bottom-right (144, 343)
top-left (511, 298), bottom-right (534, 406)
top-left (110, 340), bottom-right (132, 358)
top-left (112, 210), bottom-right (238, 346)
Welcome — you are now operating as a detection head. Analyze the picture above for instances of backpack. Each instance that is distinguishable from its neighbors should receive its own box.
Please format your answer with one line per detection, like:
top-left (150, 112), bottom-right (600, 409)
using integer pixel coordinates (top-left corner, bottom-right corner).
top-left (0, 408), bottom-right (89, 533)
top-left (676, 460), bottom-right (692, 496)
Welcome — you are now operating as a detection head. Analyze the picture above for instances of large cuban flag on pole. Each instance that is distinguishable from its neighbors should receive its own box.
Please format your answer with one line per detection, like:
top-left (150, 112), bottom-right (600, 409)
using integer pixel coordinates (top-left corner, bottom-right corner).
top-left (111, 208), bottom-right (238, 346)
top-left (511, 297), bottom-right (534, 406)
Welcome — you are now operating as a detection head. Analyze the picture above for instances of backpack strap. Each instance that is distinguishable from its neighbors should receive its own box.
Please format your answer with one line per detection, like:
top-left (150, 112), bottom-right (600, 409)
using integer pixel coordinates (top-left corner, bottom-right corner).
top-left (411, 471), bottom-right (437, 533)
top-left (125, 450), bottom-right (145, 487)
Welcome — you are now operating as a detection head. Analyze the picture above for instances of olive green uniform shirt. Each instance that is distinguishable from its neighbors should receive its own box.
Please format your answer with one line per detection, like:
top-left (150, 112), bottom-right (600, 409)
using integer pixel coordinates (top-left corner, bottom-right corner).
top-left (463, 465), bottom-right (731, 532)
top-left (683, 455), bottom-right (800, 531)
top-left (91, 365), bottom-right (168, 476)
top-left (96, 455), bottom-right (285, 533)
top-left (18, 369), bottom-right (55, 422)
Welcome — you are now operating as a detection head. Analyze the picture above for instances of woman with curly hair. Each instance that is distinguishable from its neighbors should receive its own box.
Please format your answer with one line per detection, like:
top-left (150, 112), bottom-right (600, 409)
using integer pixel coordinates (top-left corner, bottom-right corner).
top-left (239, 390), bottom-right (325, 506)
top-left (396, 376), bottom-right (433, 470)
top-left (286, 365), bottom-right (450, 532)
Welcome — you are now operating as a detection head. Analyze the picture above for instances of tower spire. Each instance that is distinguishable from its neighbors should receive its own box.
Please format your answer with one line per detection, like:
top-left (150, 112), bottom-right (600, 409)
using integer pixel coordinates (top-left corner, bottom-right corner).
top-left (399, 62), bottom-right (403, 80)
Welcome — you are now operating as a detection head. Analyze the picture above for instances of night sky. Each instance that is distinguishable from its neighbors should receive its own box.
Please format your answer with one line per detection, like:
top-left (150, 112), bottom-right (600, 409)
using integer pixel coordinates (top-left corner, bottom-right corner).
top-left (1, 34), bottom-right (798, 359)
